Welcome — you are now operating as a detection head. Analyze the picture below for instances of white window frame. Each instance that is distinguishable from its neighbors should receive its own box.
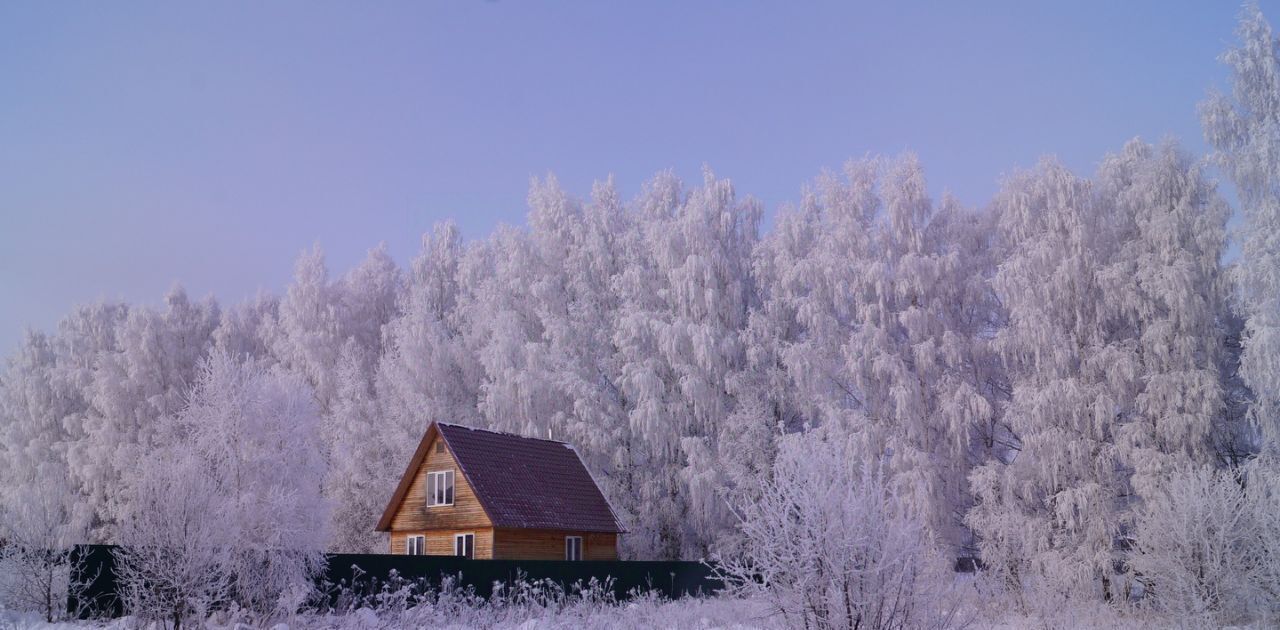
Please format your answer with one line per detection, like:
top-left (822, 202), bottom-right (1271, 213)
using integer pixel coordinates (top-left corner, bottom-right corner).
top-left (405, 534), bottom-right (425, 556)
top-left (454, 532), bottom-right (475, 558)
top-left (565, 535), bottom-right (583, 561)
top-left (426, 470), bottom-right (455, 507)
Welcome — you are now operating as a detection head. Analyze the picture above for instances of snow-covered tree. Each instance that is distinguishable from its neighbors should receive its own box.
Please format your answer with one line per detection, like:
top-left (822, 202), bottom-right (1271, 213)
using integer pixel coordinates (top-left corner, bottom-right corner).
top-left (1202, 4), bottom-right (1280, 455)
top-left (41, 303), bottom-right (129, 535)
top-left (753, 157), bottom-right (1004, 560)
top-left (85, 286), bottom-right (219, 528)
top-left (0, 331), bottom-right (80, 524)
top-left (317, 245), bottom-right (402, 552)
top-left (157, 351), bottom-right (328, 622)
top-left (1097, 140), bottom-right (1230, 499)
top-left (847, 156), bottom-right (1003, 553)
top-left (544, 177), bottom-right (637, 520)
top-left (336, 243), bottom-right (402, 379)
top-left (967, 157), bottom-right (1128, 601)
top-left (611, 168), bottom-right (761, 558)
top-left (324, 340), bottom-right (394, 553)
top-left (375, 221), bottom-right (479, 488)
top-left (264, 245), bottom-right (344, 415)
top-left (968, 139), bottom-right (1233, 604)
top-left (213, 292), bottom-right (278, 360)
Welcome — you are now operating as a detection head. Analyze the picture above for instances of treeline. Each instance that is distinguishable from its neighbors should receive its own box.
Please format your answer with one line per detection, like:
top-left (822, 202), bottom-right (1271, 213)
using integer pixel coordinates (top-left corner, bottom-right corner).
top-left (0, 2), bottom-right (1277, 614)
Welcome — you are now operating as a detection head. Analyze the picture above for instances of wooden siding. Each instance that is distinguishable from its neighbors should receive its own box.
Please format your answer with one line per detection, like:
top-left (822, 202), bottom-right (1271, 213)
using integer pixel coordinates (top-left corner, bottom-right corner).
top-left (388, 434), bottom-right (492, 532)
top-left (492, 528), bottom-right (618, 561)
top-left (390, 528), bottom-right (495, 558)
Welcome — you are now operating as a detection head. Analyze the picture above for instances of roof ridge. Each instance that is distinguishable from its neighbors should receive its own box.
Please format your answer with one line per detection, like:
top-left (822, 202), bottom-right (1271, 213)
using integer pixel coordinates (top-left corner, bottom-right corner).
top-left (437, 421), bottom-right (572, 446)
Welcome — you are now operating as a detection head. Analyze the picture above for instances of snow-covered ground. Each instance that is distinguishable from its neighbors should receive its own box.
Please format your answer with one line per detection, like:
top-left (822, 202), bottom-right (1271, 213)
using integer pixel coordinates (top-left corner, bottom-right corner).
top-left (4, 596), bottom-right (1273, 630)
top-left (7, 601), bottom-right (1269, 630)
top-left (1, 596), bottom-right (774, 630)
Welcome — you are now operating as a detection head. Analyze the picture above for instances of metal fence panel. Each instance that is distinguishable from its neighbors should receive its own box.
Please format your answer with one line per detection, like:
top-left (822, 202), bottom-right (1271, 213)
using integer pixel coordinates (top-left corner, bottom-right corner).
top-left (67, 545), bottom-right (724, 619)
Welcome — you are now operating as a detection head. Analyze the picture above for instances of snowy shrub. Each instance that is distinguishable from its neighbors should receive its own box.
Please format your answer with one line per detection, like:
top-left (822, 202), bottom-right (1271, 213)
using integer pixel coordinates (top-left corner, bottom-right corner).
top-left (298, 581), bottom-right (772, 630)
top-left (716, 429), bottom-right (967, 630)
top-left (114, 352), bottom-right (329, 628)
top-left (0, 465), bottom-right (90, 622)
top-left (304, 568), bottom-right (698, 630)
top-left (114, 455), bottom-right (232, 630)
top-left (1129, 463), bottom-right (1280, 627)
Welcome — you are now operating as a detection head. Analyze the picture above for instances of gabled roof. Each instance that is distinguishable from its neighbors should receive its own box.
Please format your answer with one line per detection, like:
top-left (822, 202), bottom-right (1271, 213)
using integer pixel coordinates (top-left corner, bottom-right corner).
top-left (376, 422), bottom-right (624, 534)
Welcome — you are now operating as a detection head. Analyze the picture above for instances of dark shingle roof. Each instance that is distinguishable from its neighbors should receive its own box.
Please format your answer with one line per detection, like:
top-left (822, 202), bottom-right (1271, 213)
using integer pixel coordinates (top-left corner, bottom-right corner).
top-left (434, 423), bottom-right (623, 533)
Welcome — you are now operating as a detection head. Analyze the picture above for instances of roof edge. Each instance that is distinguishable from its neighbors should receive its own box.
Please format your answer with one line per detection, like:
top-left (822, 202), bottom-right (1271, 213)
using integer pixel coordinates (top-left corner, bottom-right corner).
top-left (374, 422), bottom-right (440, 532)
top-left (377, 421), bottom-right (625, 535)
top-left (563, 443), bottom-right (628, 534)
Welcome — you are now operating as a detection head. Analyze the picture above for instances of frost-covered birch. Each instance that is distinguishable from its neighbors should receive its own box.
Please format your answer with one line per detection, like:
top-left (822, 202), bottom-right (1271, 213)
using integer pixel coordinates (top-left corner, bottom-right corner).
top-left (1096, 140), bottom-right (1230, 498)
top-left (1203, 4), bottom-right (1280, 454)
top-left (968, 158), bottom-right (1128, 601)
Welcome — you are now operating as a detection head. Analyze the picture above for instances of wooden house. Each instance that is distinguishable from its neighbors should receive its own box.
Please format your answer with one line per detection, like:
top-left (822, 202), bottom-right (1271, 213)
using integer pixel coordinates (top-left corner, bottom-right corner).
top-left (375, 422), bottom-right (624, 560)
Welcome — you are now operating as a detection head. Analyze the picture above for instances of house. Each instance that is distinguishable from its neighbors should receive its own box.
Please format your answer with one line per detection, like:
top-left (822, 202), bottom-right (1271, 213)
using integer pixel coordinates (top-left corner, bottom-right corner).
top-left (375, 422), bottom-right (624, 560)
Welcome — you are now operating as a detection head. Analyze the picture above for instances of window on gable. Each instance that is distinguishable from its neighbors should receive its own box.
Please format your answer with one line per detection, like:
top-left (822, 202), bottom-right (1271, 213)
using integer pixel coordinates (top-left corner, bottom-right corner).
top-left (435, 440), bottom-right (445, 454)
top-left (565, 536), bottom-right (583, 561)
top-left (406, 535), bottom-right (425, 556)
top-left (426, 470), bottom-right (455, 506)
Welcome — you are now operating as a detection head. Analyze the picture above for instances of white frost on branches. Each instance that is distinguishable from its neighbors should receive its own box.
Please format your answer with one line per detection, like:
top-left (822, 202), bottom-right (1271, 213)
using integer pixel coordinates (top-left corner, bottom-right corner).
top-left (1203, 3), bottom-right (1280, 455)
top-left (717, 428), bottom-right (966, 630)
top-left (115, 352), bottom-right (329, 627)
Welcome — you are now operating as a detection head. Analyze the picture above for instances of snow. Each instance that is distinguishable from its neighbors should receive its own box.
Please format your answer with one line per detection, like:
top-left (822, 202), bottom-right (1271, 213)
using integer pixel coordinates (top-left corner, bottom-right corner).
top-left (8, 596), bottom-right (1280, 630)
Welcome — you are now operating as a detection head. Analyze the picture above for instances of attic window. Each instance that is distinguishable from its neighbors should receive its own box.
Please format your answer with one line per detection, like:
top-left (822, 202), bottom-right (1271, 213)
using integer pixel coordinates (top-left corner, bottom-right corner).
top-left (427, 470), bottom-right (454, 506)
top-left (435, 441), bottom-right (445, 454)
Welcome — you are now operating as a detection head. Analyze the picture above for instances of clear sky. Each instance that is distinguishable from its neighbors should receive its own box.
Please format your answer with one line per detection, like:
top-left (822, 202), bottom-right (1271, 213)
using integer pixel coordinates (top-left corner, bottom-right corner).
top-left (0, 1), bottom-right (1273, 358)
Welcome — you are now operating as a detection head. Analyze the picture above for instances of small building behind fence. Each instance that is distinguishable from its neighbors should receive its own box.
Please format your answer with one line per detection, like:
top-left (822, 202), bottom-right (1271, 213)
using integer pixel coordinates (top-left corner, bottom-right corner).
top-left (375, 422), bottom-right (625, 561)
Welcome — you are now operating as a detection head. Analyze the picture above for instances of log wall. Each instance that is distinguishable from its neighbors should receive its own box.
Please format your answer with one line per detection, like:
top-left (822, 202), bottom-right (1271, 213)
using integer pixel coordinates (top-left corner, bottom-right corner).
top-left (492, 528), bottom-right (618, 561)
top-left (388, 433), bottom-right (492, 536)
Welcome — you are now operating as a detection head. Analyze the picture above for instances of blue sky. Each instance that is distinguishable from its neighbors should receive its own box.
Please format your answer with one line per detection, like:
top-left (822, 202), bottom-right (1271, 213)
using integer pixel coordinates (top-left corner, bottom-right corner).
top-left (0, 1), bottom-right (1273, 357)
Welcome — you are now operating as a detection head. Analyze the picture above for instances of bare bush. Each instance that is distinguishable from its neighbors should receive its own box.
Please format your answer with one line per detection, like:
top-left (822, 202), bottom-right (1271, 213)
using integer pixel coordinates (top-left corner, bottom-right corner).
top-left (114, 455), bottom-right (232, 630)
top-left (1128, 463), bottom-right (1280, 627)
top-left (716, 429), bottom-right (968, 630)
top-left (114, 353), bottom-right (329, 628)
top-left (0, 465), bottom-right (89, 622)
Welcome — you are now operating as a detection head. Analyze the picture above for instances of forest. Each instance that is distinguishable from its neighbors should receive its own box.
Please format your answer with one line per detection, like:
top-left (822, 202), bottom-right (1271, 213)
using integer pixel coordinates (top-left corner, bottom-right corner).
top-left (1, 5), bottom-right (1278, 630)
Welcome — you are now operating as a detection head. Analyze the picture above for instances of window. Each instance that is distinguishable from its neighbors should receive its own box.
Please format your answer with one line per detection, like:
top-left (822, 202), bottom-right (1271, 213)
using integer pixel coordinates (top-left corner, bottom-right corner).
top-left (406, 535), bottom-right (425, 556)
top-left (426, 470), bottom-right (454, 506)
top-left (435, 440), bottom-right (445, 454)
top-left (454, 533), bottom-right (474, 558)
top-left (565, 536), bottom-right (583, 561)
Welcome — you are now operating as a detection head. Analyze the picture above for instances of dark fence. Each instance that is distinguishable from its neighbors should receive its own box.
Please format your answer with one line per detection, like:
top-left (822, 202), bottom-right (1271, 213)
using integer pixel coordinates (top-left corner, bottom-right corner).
top-left (67, 545), bottom-right (723, 619)
top-left (68, 545), bottom-right (121, 618)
